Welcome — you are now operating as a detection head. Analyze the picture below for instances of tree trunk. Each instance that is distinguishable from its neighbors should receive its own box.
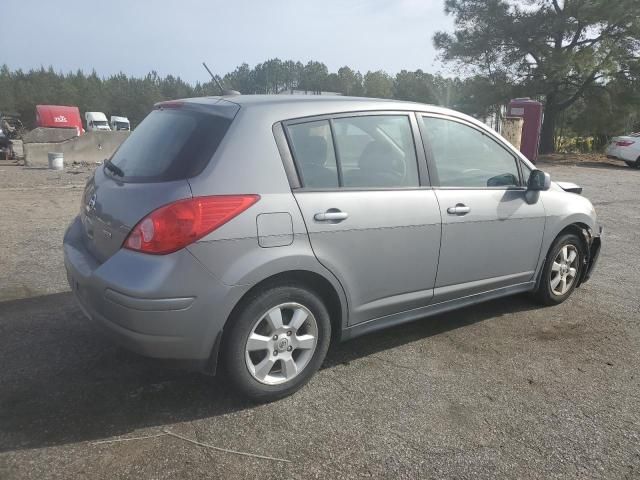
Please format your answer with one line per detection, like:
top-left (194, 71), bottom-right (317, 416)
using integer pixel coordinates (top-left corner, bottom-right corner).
top-left (539, 107), bottom-right (557, 154)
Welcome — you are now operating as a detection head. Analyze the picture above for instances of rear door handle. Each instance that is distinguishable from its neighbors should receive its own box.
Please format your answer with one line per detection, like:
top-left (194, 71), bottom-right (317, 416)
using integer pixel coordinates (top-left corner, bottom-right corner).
top-left (447, 204), bottom-right (471, 215)
top-left (314, 210), bottom-right (349, 222)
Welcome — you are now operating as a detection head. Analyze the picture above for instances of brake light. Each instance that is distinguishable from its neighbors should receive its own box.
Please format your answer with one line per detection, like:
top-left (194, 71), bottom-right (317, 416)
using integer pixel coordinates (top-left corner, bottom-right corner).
top-left (154, 100), bottom-right (185, 109)
top-left (616, 140), bottom-right (635, 147)
top-left (124, 195), bottom-right (260, 255)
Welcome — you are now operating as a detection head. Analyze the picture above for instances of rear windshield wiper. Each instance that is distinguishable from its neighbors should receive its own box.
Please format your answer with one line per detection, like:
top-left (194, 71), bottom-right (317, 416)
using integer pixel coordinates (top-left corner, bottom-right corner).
top-left (104, 158), bottom-right (124, 178)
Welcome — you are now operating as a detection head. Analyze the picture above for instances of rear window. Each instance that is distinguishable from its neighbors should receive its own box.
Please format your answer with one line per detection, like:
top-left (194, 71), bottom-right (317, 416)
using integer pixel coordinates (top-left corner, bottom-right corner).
top-left (107, 107), bottom-right (233, 182)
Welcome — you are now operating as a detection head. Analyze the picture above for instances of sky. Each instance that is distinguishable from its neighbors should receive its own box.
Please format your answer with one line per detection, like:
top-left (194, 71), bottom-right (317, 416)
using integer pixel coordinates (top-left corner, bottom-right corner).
top-left (2, 0), bottom-right (454, 84)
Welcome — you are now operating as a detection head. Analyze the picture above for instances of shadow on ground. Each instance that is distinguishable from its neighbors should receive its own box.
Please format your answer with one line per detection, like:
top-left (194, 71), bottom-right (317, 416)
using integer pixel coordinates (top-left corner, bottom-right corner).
top-left (573, 161), bottom-right (633, 170)
top-left (537, 159), bottom-right (632, 171)
top-left (0, 291), bottom-right (539, 453)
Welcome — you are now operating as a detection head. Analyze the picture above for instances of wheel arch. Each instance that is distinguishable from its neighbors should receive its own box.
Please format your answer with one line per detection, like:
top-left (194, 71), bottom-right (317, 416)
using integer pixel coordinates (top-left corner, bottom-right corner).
top-left (535, 219), bottom-right (594, 289)
top-left (207, 268), bottom-right (347, 375)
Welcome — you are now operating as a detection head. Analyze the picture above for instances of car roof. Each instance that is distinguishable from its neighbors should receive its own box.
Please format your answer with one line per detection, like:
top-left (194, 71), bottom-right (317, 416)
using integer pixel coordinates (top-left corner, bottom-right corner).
top-left (179, 94), bottom-right (473, 123)
top-left (185, 94), bottom-right (423, 110)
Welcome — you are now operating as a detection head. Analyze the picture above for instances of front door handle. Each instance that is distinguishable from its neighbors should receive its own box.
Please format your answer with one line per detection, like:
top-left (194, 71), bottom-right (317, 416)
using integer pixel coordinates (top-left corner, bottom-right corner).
top-left (447, 204), bottom-right (471, 215)
top-left (314, 210), bottom-right (349, 222)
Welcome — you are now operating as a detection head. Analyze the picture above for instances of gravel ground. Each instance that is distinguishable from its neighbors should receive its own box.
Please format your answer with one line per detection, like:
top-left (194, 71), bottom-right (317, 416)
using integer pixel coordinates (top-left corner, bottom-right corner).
top-left (0, 162), bottom-right (94, 301)
top-left (0, 158), bottom-right (639, 479)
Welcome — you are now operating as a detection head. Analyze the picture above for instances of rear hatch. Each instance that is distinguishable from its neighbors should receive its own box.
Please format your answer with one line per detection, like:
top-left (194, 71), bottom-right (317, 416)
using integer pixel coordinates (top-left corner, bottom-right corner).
top-left (80, 99), bottom-right (239, 263)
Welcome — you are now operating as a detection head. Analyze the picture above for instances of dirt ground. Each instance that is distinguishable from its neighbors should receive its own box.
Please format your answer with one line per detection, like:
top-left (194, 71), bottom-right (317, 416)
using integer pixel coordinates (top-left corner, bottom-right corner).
top-left (0, 156), bottom-right (639, 479)
top-left (0, 161), bottom-right (95, 301)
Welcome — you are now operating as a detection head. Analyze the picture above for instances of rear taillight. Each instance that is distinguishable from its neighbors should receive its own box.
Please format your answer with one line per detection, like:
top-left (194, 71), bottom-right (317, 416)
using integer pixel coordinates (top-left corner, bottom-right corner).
top-left (124, 195), bottom-right (260, 255)
top-left (616, 140), bottom-right (635, 147)
top-left (154, 100), bottom-right (185, 110)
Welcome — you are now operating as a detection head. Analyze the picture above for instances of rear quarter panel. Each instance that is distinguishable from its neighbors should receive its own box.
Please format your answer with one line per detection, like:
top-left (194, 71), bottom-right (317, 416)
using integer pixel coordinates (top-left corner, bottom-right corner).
top-left (186, 105), bottom-right (349, 326)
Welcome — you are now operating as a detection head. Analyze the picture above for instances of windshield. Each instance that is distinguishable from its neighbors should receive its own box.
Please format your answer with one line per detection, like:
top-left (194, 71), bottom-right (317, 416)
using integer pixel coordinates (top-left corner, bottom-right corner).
top-left (93, 120), bottom-right (108, 127)
top-left (107, 107), bottom-right (232, 182)
top-left (114, 122), bottom-right (129, 130)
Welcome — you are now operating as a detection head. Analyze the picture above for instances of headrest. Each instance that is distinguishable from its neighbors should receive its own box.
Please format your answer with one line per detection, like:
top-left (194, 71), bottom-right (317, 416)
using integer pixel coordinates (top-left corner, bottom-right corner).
top-left (359, 141), bottom-right (397, 172)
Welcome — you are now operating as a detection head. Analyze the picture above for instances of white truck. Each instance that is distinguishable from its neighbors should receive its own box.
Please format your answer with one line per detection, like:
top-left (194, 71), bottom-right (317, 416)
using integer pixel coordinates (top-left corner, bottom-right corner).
top-left (85, 112), bottom-right (111, 131)
top-left (110, 116), bottom-right (131, 131)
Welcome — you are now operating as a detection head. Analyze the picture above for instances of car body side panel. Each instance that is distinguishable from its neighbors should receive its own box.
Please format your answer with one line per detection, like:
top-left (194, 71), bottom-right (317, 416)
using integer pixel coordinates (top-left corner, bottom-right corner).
top-left (293, 189), bottom-right (441, 325)
top-left (342, 281), bottom-right (534, 341)
top-left (186, 106), bottom-right (351, 333)
top-left (433, 188), bottom-right (546, 298)
top-left (187, 109), bottom-right (309, 243)
top-left (187, 233), bottom-right (350, 327)
top-left (188, 107), bottom-right (294, 198)
top-left (532, 187), bottom-right (599, 281)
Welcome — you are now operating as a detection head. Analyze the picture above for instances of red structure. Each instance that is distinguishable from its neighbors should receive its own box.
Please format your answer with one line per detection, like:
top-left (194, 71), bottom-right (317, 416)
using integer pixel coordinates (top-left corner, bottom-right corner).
top-left (507, 98), bottom-right (543, 163)
top-left (35, 105), bottom-right (84, 136)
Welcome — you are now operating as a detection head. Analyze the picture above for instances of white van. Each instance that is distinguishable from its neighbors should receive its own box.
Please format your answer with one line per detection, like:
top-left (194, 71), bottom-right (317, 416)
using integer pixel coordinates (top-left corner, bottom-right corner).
top-left (85, 112), bottom-right (111, 131)
top-left (110, 116), bottom-right (131, 131)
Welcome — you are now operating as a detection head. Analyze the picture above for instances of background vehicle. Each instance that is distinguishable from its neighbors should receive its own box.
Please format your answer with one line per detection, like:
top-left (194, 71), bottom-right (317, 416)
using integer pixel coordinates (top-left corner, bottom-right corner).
top-left (605, 133), bottom-right (640, 168)
top-left (110, 115), bottom-right (130, 131)
top-left (0, 113), bottom-right (25, 140)
top-left (63, 96), bottom-right (601, 402)
top-left (0, 126), bottom-right (15, 160)
top-left (85, 112), bottom-right (111, 131)
top-left (35, 105), bottom-right (84, 136)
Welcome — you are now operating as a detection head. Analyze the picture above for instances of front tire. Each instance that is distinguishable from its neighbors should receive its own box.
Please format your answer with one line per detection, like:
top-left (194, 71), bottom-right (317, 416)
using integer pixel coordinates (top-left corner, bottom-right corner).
top-left (625, 157), bottom-right (640, 169)
top-left (534, 233), bottom-right (584, 306)
top-left (222, 284), bottom-right (331, 402)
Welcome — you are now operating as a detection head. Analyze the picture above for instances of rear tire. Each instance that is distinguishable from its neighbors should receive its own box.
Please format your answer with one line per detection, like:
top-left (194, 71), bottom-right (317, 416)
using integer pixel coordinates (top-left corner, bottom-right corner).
top-left (534, 233), bottom-right (584, 306)
top-left (222, 284), bottom-right (331, 402)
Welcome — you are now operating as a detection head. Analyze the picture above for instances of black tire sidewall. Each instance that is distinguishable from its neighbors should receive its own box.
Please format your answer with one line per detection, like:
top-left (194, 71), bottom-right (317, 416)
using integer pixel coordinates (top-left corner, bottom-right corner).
top-left (537, 233), bottom-right (584, 305)
top-left (222, 285), bottom-right (331, 401)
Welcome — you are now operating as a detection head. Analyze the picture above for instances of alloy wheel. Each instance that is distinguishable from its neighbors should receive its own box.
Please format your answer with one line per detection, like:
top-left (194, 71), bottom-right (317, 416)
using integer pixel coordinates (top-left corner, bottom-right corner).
top-left (550, 244), bottom-right (579, 296)
top-left (244, 303), bottom-right (318, 385)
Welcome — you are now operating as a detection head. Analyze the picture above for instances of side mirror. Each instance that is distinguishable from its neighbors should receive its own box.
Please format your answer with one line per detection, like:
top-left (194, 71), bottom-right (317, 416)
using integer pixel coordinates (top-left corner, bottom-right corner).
top-left (527, 169), bottom-right (551, 191)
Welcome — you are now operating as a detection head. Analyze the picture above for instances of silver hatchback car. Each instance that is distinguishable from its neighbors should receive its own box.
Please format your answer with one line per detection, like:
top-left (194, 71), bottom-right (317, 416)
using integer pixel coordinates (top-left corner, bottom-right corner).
top-left (64, 95), bottom-right (601, 401)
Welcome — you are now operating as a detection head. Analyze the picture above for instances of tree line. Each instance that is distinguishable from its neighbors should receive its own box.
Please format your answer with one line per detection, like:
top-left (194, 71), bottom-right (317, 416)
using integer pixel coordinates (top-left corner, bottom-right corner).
top-left (1, 60), bottom-right (637, 150)
top-left (0, 62), bottom-right (504, 130)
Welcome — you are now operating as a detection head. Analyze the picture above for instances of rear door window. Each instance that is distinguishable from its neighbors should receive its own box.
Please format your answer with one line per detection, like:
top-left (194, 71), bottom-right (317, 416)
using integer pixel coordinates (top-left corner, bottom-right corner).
top-left (332, 115), bottom-right (419, 188)
top-left (286, 114), bottom-right (419, 189)
top-left (286, 120), bottom-right (340, 188)
top-left (107, 107), bottom-right (233, 182)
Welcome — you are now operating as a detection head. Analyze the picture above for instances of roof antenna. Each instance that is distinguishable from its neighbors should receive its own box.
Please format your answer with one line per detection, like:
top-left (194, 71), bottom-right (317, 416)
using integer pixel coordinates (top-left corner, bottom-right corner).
top-left (202, 62), bottom-right (240, 96)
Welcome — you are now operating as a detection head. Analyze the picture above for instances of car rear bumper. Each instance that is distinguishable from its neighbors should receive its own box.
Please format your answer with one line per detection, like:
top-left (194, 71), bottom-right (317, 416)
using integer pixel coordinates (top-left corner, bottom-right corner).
top-left (606, 149), bottom-right (636, 163)
top-left (63, 216), bottom-right (247, 372)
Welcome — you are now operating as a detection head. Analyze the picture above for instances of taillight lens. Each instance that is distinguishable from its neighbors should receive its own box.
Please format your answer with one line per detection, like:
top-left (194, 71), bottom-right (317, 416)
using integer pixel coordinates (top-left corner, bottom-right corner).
top-left (154, 100), bottom-right (185, 109)
top-left (616, 140), bottom-right (635, 147)
top-left (124, 195), bottom-right (260, 255)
